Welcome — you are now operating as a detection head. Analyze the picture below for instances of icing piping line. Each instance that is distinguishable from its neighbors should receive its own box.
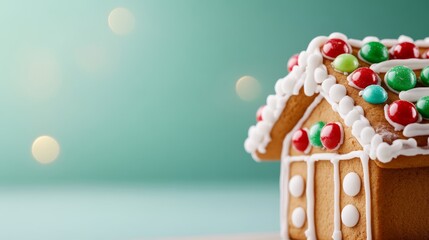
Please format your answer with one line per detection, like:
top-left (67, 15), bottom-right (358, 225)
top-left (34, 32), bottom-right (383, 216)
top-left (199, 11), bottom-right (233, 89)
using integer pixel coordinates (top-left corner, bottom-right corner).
top-left (332, 157), bottom-right (342, 240)
top-left (370, 59), bottom-right (429, 73)
top-left (280, 94), bottom-right (324, 239)
top-left (360, 154), bottom-right (372, 240)
top-left (305, 159), bottom-right (316, 240)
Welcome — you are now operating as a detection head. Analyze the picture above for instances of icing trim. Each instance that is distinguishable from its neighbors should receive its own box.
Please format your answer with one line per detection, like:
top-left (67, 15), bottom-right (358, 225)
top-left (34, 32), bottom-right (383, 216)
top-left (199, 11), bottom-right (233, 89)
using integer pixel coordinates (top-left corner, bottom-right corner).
top-left (399, 88), bottom-right (429, 102)
top-left (371, 59), bottom-right (429, 73)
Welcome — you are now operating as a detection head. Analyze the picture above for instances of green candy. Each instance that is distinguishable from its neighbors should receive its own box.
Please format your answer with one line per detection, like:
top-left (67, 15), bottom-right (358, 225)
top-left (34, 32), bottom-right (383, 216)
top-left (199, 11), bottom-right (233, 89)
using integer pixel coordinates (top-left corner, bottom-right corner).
top-left (309, 121), bottom-right (325, 148)
top-left (359, 42), bottom-right (389, 63)
top-left (362, 85), bottom-right (388, 104)
top-left (420, 66), bottom-right (429, 86)
top-left (416, 96), bottom-right (429, 119)
top-left (385, 66), bottom-right (416, 92)
top-left (332, 54), bottom-right (359, 73)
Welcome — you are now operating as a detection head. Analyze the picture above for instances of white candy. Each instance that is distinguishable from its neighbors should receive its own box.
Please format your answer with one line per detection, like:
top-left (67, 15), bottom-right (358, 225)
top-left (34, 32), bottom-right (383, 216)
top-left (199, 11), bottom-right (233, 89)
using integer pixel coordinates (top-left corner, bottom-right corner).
top-left (341, 204), bottom-right (360, 227)
top-left (289, 175), bottom-right (305, 198)
top-left (329, 84), bottom-right (346, 103)
top-left (343, 172), bottom-right (361, 197)
top-left (292, 207), bottom-right (306, 228)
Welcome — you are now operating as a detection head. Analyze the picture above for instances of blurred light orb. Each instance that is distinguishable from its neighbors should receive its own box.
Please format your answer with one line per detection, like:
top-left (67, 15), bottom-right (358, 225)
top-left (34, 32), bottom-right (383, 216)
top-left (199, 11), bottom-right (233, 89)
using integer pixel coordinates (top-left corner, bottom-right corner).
top-left (108, 7), bottom-right (135, 35)
top-left (32, 136), bottom-right (60, 164)
top-left (236, 76), bottom-right (261, 101)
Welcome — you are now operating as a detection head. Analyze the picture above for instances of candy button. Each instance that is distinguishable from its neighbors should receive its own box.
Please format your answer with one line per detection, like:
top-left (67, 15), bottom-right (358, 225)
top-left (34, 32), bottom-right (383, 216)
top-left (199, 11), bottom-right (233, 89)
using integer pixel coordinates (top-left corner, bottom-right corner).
top-left (385, 66), bottom-right (416, 92)
top-left (320, 122), bottom-right (344, 150)
top-left (359, 42), bottom-right (389, 63)
top-left (342, 172), bottom-right (361, 197)
top-left (420, 66), bottom-right (429, 86)
top-left (341, 204), bottom-right (360, 227)
top-left (387, 100), bottom-right (418, 126)
top-left (292, 129), bottom-right (310, 153)
top-left (416, 96), bottom-right (429, 119)
top-left (289, 175), bottom-right (305, 198)
top-left (390, 42), bottom-right (419, 59)
top-left (362, 85), bottom-right (388, 104)
top-left (322, 38), bottom-right (350, 59)
top-left (256, 105), bottom-right (265, 122)
top-left (287, 54), bottom-right (299, 72)
top-left (292, 207), bottom-right (306, 228)
top-left (332, 54), bottom-right (359, 74)
top-left (347, 67), bottom-right (380, 89)
top-left (309, 121), bottom-right (325, 148)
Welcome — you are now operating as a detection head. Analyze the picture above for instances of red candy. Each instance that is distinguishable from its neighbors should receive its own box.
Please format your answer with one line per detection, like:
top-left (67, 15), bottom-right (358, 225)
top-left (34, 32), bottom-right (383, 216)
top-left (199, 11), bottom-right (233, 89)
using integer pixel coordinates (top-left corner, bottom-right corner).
top-left (320, 123), bottom-right (343, 150)
top-left (387, 100), bottom-right (418, 126)
top-left (390, 42), bottom-right (419, 59)
top-left (322, 38), bottom-right (350, 59)
top-left (287, 54), bottom-right (299, 72)
top-left (256, 105), bottom-right (265, 122)
top-left (348, 67), bottom-right (380, 89)
top-left (292, 129), bottom-right (310, 152)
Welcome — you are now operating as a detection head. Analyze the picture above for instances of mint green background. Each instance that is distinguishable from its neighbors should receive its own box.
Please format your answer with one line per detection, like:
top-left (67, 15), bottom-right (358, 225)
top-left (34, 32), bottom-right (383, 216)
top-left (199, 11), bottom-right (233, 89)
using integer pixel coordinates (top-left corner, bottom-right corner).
top-left (0, 0), bottom-right (427, 239)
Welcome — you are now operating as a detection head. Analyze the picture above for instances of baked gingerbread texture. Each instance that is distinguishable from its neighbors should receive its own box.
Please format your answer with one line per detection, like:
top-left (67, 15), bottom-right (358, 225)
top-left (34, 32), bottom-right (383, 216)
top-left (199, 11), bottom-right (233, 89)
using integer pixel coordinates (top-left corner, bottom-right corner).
top-left (244, 33), bottom-right (429, 240)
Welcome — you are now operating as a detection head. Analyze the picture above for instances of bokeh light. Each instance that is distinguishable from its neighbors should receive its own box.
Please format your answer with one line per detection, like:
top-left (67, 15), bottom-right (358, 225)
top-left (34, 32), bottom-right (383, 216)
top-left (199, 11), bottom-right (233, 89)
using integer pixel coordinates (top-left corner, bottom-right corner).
top-left (108, 7), bottom-right (135, 35)
top-left (32, 136), bottom-right (60, 164)
top-left (235, 75), bottom-right (261, 101)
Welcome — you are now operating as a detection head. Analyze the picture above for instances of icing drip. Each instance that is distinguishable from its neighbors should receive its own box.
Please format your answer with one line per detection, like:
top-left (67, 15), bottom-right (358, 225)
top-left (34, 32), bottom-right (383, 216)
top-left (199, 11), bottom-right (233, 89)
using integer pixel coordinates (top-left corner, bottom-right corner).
top-left (370, 59), bottom-right (429, 73)
top-left (360, 154), bottom-right (372, 240)
top-left (399, 88), bottom-right (429, 102)
top-left (403, 123), bottom-right (429, 137)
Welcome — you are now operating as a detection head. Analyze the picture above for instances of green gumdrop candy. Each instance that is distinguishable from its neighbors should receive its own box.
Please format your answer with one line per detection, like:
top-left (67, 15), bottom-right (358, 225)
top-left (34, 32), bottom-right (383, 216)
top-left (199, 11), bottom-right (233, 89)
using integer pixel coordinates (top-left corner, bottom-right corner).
top-left (359, 42), bottom-right (389, 63)
top-left (309, 121), bottom-right (326, 148)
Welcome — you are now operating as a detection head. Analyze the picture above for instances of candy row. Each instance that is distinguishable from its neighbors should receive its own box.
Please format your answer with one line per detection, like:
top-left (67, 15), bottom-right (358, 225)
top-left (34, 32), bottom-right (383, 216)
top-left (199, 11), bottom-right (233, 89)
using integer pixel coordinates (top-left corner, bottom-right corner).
top-left (291, 122), bottom-right (344, 153)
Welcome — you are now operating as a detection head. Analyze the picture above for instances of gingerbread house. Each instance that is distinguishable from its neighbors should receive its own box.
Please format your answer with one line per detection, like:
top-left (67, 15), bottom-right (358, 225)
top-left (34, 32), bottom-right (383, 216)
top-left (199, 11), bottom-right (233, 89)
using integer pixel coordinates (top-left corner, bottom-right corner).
top-left (244, 33), bottom-right (429, 240)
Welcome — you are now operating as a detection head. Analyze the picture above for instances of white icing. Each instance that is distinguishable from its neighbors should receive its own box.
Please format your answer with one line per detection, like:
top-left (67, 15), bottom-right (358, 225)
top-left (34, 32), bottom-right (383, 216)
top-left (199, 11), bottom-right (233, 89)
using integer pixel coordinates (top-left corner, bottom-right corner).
top-left (292, 207), bottom-right (306, 228)
top-left (289, 175), bottom-right (305, 198)
top-left (332, 158), bottom-right (342, 240)
top-left (403, 123), bottom-right (429, 137)
top-left (398, 35), bottom-right (414, 43)
top-left (338, 96), bottom-right (355, 116)
top-left (343, 172), bottom-right (361, 197)
top-left (341, 204), bottom-right (360, 227)
top-left (360, 154), bottom-right (372, 240)
top-left (305, 159), bottom-right (316, 240)
top-left (329, 84), bottom-right (347, 103)
top-left (371, 59), bottom-right (429, 73)
top-left (399, 88), bottom-right (429, 102)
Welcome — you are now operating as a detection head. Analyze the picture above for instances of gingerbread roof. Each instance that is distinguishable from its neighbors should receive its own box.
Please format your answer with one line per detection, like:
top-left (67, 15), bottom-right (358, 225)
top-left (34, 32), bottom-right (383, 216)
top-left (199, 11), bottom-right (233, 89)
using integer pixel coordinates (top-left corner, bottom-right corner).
top-left (244, 33), bottom-right (429, 168)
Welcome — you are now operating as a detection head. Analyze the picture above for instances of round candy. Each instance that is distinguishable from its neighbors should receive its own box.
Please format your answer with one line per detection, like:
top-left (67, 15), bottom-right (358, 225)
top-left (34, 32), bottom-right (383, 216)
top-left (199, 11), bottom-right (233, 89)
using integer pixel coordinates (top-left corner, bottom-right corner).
top-left (387, 100), bottom-right (418, 126)
top-left (385, 66), bottom-right (416, 92)
top-left (347, 67), bottom-right (380, 89)
top-left (420, 66), bottom-right (429, 86)
top-left (287, 54), bottom-right (299, 72)
top-left (320, 122), bottom-right (343, 150)
top-left (332, 54), bottom-right (359, 74)
top-left (292, 129), bottom-right (310, 152)
top-left (309, 121), bottom-right (325, 147)
top-left (390, 42), bottom-right (419, 59)
top-left (322, 38), bottom-right (350, 59)
top-left (416, 96), bottom-right (429, 119)
top-left (359, 42), bottom-right (389, 63)
top-left (362, 85), bottom-right (388, 104)
top-left (256, 105), bottom-right (265, 122)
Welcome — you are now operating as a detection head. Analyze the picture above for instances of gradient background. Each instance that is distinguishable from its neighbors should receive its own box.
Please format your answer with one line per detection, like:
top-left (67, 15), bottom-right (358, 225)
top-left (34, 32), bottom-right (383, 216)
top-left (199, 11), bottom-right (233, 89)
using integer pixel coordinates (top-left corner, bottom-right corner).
top-left (0, 0), bottom-right (427, 239)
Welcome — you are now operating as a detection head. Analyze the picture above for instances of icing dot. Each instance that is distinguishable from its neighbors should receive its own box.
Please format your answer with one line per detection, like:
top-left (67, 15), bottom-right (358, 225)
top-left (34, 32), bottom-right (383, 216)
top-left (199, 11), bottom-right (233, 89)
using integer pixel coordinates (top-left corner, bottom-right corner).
top-left (338, 96), bottom-right (354, 115)
top-left (416, 96), bottom-right (429, 119)
top-left (332, 54), bottom-right (359, 74)
top-left (256, 105), bottom-right (265, 122)
top-left (359, 42), bottom-right (389, 63)
top-left (289, 175), bottom-right (305, 197)
top-left (341, 204), bottom-right (360, 227)
top-left (309, 121), bottom-right (325, 148)
top-left (342, 172), bottom-right (361, 197)
top-left (420, 66), bottom-right (429, 86)
top-left (287, 54), bottom-right (299, 72)
top-left (362, 85), bottom-right (388, 104)
top-left (329, 84), bottom-right (347, 103)
top-left (292, 129), bottom-right (310, 153)
top-left (322, 38), bottom-right (350, 59)
top-left (347, 67), bottom-right (380, 89)
top-left (385, 66), bottom-right (417, 92)
top-left (387, 100), bottom-right (419, 126)
top-left (291, 207), bottom-right (306, 228)
top-left (390, 42), bottom-right (419, 59)
top-left (320, 122), bottom-right (343, 150)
